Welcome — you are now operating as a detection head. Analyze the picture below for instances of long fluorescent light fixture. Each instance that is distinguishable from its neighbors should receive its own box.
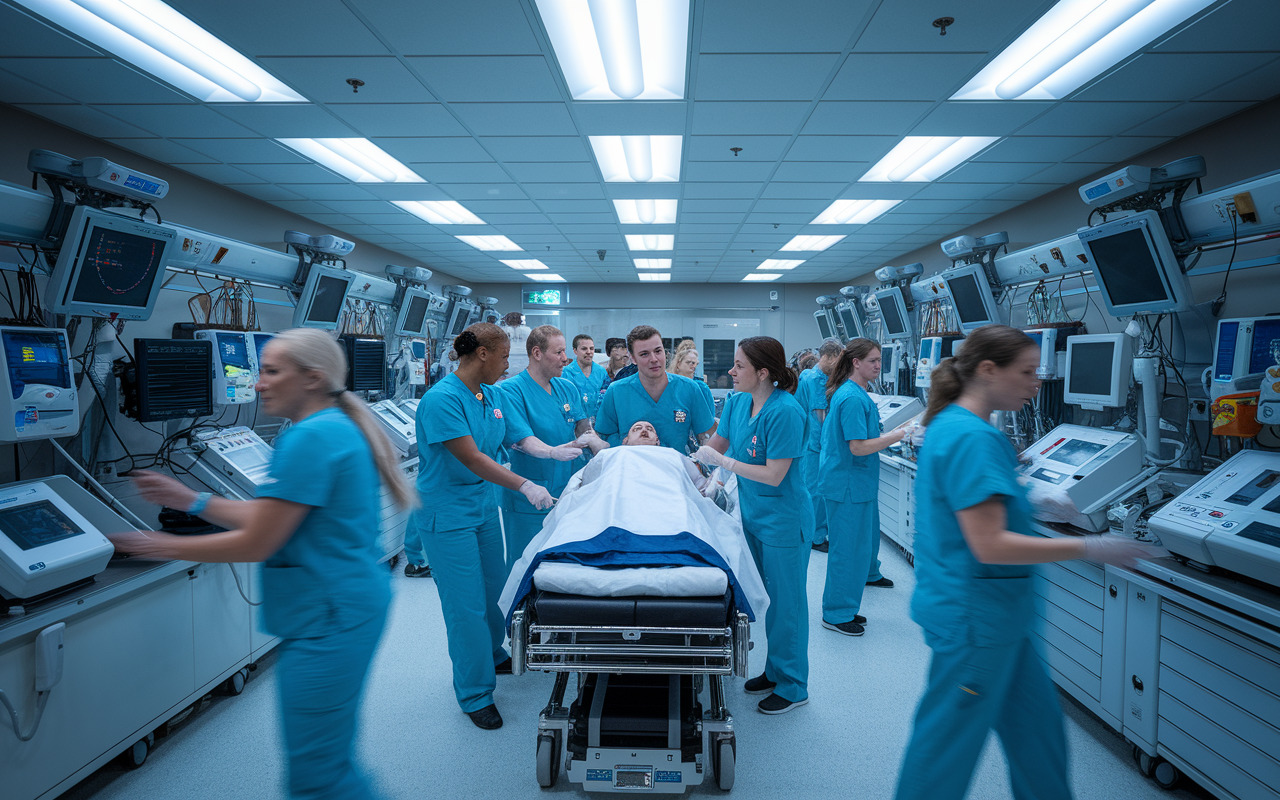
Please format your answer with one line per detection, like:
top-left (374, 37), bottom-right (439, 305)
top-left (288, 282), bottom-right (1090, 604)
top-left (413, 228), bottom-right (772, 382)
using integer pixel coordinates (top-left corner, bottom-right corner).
top-left (614, 199), bottom-right (678, 224)
top-left (527, 273), bottom-right (566, 281)
top-left (626, 234), bottom-right (675, 250)
top-left (634, 258), bottom-right (672, 269)
top-left (14, 0), bottom-right (306, 102)
top-left (457, 235), bottom-right (522, 251)
top-left (393, 200), bottom-right (485, 225)
top-left (780, 235), bottom-right (845, 252)
top-left (810, 199), bottom-right (904, 224)
top-left (501, 259), bottom-right (549, 270)
top-left (953, 0), bottom-right (1216, 100)
top-left (743, 273), bottom-right (781, 282)
top-left (638, 272), bottom-right (671, 281)
top-left (590, 136), bottom-right (682, 182)
top-left (758, 259), bottom-right (804, 270)
top-left (860, 138), bottom-right (998, 182)
top-left (278, 139), bottom-right (424, 183)
top-left (536, 0), bottom-right (689, 100)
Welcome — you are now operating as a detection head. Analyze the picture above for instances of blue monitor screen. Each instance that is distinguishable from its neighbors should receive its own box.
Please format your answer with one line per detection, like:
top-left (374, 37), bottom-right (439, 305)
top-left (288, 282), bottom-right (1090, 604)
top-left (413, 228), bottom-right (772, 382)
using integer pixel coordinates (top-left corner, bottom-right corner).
top-left (2, 330), bottom-right (70, 399)
top-left (1215, 321), bottom-right (1239, 381)
top-left (1249, 319), bottom-right (1280, 374)
top-left (253, 333), bottom-right (273, 365)
top-left (214, 333), bottom-right (251, 372)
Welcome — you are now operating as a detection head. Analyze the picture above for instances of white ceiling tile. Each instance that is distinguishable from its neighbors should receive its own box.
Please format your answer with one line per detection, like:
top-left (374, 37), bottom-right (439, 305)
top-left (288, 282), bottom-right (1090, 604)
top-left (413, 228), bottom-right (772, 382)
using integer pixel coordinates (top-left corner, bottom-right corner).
top-left (175, 138), bottom-right (307, 163)
top-left (0, 5), bottom-right (99, 56)
top-left (909, 183), bottom-right (1001, 200)
top-left (680, 213), bottom-right (746, 224)
top-left (1154, 0), bottom-right (1280, 52)
top-left (837, 184), bottom-right (920, 200)
top-left (539, 199), bottom-right (613, 212)
top-left (0, 69), bottom-right (72, 103)
top-left (772, 162), bottom-right (866, 183)
top-left (412, 163), bottom-right (512, 183)
top-left (1015, 102), bottom-right (1180, 136)
top-left (175, 163), bottom-right (265, 184)
top-left (323, 103), bottom-right (464, 136)
top-left (985, 184), bottom-right (1058, 202)
top-left (504, 163), bottom-right (599, 182)
top-left (355, 0), bottom-right (541, 55)
top-left (451, 103), bottom-right (578, 136)
top-left (1077, 53), bottom-right (1277, 102)
top-left (802, 102), bottom-right (932, 135)
top-left (407, 56), bottom-right (561, 102)
top-left (16, 104), bottom-right (155, 138)
top-left (524, 184), bottom-right (606, 200)
top-left (3, 58), bottom-right (189, 104)
top-left (695, 54), bottom-right (840, 101)
top-left (571, 102), bottom-right (688, 135)
top-left (1198, 58), bottom-right (1280, 102)
top-left (785, 136), bottom-right (898, 162)
top-left (371, 137), bottom-right (493, 163)
top-left (686, 136), bottom-right (792, 162)
top-left (913, 101), bottom-right (1054, 136)
top-left (275, 202), bottom-right (345, 215)
top-left (683, 183), bottom-right (764, 199)
top-left (435, 183), bottom-right (528, 200)
top-left (853, 0), bottom-right (1041, 52)
top-left (760, 182), bottom-right (844, 199)
top-left (169, 0), bottom-right (390, 56)
top-left (751, 199), bottom-right (828, 213)
top-left (466, 199), bottom-right (542, 213)
top-left (258, 57), bottom-right (433, 103)
top-left (691, 102), bottom-right (812, 135)
top-left (233, 163), bottom-right (347, 183)
top-left (1064, 137), bottom-right (1171, 164)
top-left (481, 214), bottom-right (552, 225)
top-left (479, 137), bottom-right (590, 162)
top-left (604, 185), bottom-right (682, 200)
top-left (85, 105), bottom-right (252, 138)
top-left (279, 184), bottom-right (379, 200)
top-left (699, 0), bottom-right (876, 52)
top-left (938, 162), bottom-right (1053, 183)
top-left (685, 162), bottom-right (776, 182)
top-left (1026, 163), bottom-right (1111, 185)
top-left (826, 54), bottom-right (986, 101)
top-left (959, 199), bottom-right (1024, 215)
top-left (973, 136), bottom-right (1107, 163)
top-left (232, 184), bottom-right (305, 202)
top-left (356, 184), bottom-right (453, 201)
top-left (106, 138), bottom-right (219, 164)
top-left (1123, 101), bottom-right (1255, 137)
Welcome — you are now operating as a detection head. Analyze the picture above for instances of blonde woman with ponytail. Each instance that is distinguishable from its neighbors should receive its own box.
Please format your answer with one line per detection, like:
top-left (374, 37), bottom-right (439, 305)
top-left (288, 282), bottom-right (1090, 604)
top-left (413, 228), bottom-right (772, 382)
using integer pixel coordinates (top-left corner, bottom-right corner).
top-left (108, 328), bottom-right (415, 800)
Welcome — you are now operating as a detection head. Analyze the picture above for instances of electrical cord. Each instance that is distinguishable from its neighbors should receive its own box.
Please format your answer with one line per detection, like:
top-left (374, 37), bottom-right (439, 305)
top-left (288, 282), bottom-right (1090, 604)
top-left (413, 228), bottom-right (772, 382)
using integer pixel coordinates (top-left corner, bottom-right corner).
top-left (1211, 211), bottom-right (1239, 317)
top-left (0, 689), bottom-right (50, 741)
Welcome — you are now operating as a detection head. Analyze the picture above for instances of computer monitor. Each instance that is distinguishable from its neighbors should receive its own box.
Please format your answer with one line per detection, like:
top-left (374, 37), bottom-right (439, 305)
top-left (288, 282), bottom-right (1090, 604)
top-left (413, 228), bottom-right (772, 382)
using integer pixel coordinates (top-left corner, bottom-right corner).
top-left (1212, 316), bottom-right (1280, 383)
top-left (872, 287), bottom-right (912, 341)
top-left (339, 336), bottom-right (387, 392)
top-left (1063, 333), bottom-right (1133, 410)
top-left (251, 332), bottom-right (274, 367)
top-left (814, 309), bottom-right (835, 340)
top-left (0, 326), bottom-right (78, 443)
top-left (393, 288), bottom-right (441, 338)
top-left (132, 339), bottom-right (214, 422)
top-left (444, 300), bottom-right (476, 339)
top-left (292, 264), bottom-right (356, 330)
top-left (941, 263), bottom-right (1002, 333)
top-left (1077, 209), bottom-right (1194, 316)
top-left (46, 205), bottom-right (175, 321)
top-left (835, 302), bottom-right (864, 341)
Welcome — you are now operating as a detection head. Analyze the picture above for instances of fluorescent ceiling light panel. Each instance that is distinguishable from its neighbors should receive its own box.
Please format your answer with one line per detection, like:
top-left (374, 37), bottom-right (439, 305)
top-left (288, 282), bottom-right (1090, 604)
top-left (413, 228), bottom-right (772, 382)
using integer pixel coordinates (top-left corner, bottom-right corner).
top-left (457, 235), bottom-right (522, 251)
top-left (393, 200), bottom-right (485, 225)
top-left (779, 235), bottom-right (845, 252)
top-left (743, 274), bottom-right (781, 282)
top-left (809, 199), bottom-right (904, 225)
top-left (501, 259), bottom-right (549, 270)
top-left (638, 272), bottom-right (671, 281)
top-left (589, 136), bottom-right (682, 182)
top-left (536, 0), bottom-right (689, 100)
top-left (14, 0), bottom-right (305, 102)
top-left (527, 273), bottom-right (566, 281)
top-left (613, 199), bottom-right (678, 224)
top-left (953, 0), bottom-right (1216, 100)
top-left (625, 234), bottom-right (675, 250)
top-left (859, 138), bottom-right (998, 183)
top-left (757, 259), bottom-right (805, 270)
top-left (633, 258), bottom-right (672, 269)
top-left (277, 139), bottom-right (424, 183)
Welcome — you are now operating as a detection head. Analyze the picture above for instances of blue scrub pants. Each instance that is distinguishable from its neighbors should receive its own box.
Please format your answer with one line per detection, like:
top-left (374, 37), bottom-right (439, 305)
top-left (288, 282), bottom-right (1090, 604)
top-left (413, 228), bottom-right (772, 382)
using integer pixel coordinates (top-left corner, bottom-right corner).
top-left (822, 498), bottom-right (878, 623)
top-left (802, 451), bottom-right (828, 545)
top-left (744, 531), bottom-right (811, 703)
top-left (502, 509), bottom-right (545, 571)
top-left (894, 635), bottom-right (1071, 800)
top-left (402, 511), bottom-right (428, 567)
top-left (421, 513), bottom-right (508, 712)
top-left (278, 610), bottom-right (387, 800)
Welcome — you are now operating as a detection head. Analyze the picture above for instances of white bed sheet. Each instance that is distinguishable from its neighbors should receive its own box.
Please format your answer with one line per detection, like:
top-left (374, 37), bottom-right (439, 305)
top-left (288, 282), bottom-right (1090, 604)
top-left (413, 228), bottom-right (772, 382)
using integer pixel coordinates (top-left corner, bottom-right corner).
top-left (533, 562), bottom-right (729, 598)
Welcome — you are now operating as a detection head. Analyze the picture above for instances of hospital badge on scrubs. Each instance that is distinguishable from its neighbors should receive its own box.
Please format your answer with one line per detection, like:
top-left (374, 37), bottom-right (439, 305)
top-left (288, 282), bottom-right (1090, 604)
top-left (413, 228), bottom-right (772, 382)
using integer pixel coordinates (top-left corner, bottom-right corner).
top-left (494, 409), bottom-right (503, 419)
top-left (674, 410), bottom-right (687, 423)
top-left (563, 403), bottom-right (571, 412)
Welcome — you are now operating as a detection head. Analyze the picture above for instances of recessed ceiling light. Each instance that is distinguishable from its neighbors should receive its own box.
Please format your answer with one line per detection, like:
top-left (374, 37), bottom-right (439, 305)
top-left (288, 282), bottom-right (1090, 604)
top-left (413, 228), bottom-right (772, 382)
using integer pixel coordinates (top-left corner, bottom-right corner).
top-left (625, 234), bottom-right (675, 251)
top-left (757, 259), bottom-right (805, 270)
top-left (743, 273), bottom-right (781, 282)
top-left (393, 200), bottom-right (485, 224)
top-left (535, 0), bottom-right (689, 100)
top-left (14, 0), bottom-right (306, 102)
top-left (590, 136), bottom-right (682, 182)
top-left (277, 139), bottom-right (424, 183)
top-left (457, 235), bottom-right (522, 251)
top-left (638, 272), bottom-right (671, 281)
top-left (501, 259), bottom-right (549, 270)
top-left (810, 199), bottom-right (903, 225)
top-left (526, 273), bottom-right (566, 281)
top-left (614, 199), bottom-right (678, 224)
top-left (779, 235), bottom-right (845, 252)
top-left (634, 258), bottom-right (672, 269)
top-left (952, 0), bottom-right (1216, 100)
top-left (859, 138), bottom-right (998, 182)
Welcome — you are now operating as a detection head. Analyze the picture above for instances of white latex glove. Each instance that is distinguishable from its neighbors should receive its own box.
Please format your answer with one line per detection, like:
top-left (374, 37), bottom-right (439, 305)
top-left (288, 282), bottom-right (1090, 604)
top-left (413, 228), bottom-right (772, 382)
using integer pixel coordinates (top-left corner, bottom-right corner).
top-left (518, 480), bottom-right (555, 510)
top-left (693, 445), bottom-right (735, 472)
top-left (549, 442), bottom-right (586, 461)
top-left (1082, 535), bottom-right (1168, 568)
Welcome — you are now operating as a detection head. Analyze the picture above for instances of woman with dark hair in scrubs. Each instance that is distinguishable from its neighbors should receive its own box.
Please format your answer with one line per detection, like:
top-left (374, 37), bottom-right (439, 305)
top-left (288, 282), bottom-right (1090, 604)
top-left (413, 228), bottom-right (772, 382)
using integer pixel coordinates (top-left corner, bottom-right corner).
top-left (694, 335), bottom-right (813, 715)
top-left (894, 324), bottom-right (1162, 800)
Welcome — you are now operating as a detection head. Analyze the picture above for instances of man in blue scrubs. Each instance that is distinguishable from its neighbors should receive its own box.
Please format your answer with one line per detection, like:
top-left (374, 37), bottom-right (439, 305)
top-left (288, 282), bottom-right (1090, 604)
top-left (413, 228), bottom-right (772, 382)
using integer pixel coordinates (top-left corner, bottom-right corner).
top-left (595, 325), bottom-right (716, 452)
top-left (794, 338), bottom-right (843, 552)
top-left (561, 334), bottom-right (608, 424)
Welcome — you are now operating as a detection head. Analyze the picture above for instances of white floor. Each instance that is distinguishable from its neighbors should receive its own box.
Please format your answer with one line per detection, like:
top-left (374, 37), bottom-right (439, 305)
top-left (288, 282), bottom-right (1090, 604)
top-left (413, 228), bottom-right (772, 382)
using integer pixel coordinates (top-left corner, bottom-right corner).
top-left (62, 542), bottom-right (1213, 800)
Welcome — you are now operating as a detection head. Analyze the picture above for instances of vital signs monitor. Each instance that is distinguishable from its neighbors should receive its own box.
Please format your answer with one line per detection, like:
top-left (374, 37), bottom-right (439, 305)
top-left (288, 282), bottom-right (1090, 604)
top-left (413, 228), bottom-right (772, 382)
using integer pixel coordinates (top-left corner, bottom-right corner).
top-left (195, 330), bottom-right (256, 405)
top-left (0, 326), bottom-right (79, 443)
top-left (0, 480), bottom-right (113, 603)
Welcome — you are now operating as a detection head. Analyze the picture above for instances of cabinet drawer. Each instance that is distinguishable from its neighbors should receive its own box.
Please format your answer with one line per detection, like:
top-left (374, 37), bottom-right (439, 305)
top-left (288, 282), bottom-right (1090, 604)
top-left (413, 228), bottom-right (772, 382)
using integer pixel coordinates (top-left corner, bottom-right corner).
top-left (1160, 639), bottom-right (1280, 730)
top-left (1159, 667), bottom-right (1280, 764)
top-left (1033, 578), bottom-right (1103, 631)
top-left (1161, 609), bottom-right (1280, 704)
top-left (1032, 631), bottom-right (1101, 701)
top-left (1037, 561), bottom-right (1103, 608)
top-left (1037, 601), bottom-right (1103, 656)
top-left (1159, 693), bottom-right (1280, 798)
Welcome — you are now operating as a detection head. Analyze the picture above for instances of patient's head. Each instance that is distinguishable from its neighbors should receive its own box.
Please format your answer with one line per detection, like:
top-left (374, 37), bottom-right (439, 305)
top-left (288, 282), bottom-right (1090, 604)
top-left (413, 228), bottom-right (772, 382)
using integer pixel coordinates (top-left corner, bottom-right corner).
top-left (622, 420), bottom-right (659, 446)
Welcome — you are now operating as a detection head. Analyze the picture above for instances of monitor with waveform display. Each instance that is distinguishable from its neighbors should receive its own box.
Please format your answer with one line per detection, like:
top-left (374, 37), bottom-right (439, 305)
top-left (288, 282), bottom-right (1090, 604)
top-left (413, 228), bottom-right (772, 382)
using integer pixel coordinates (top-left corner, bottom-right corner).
top-left (47, 206), bottom-right (176, 321)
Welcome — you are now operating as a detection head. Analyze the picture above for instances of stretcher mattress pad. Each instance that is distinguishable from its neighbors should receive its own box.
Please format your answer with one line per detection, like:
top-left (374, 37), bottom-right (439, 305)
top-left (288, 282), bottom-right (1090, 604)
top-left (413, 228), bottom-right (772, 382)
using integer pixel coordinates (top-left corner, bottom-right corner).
top-left (532, 590), bottom-right (732, 627)
top-left (533, 561), bottom-right (729, 598)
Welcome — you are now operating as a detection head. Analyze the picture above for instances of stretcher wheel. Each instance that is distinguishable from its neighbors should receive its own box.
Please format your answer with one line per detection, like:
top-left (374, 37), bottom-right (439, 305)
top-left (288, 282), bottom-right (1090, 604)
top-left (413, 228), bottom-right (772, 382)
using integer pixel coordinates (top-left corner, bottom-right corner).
top-left (1135, 748), bottom-right (1156, 778)
top-left (1151, 758), bottom-right (1180, 790)
top-left (536, 733), bottom-right (560, 788)
top-left (713, 738), bottom-right (735, 791)
top-left (120, 735), bottom-right (151, 769)
top-left (223, 668), bottom-right (249, 696)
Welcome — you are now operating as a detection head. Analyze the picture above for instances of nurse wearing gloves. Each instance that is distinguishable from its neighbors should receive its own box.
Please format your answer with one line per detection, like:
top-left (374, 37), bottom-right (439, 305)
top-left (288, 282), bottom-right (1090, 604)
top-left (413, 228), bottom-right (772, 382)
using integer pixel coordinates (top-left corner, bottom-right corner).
top-left (562, 334), bottom-right (608, 424)
top-left (894, 325), bottom-right (1163, 800)
top-left (499, 325), bottom-right (608, 567)
top-left (794, 338), bottom-right (843, 552)
top-left (694, 336), bottom-right (813, 715)
top-left (817, 338), bottom-right (907, 637)
top-left (108, 329), bottom-right (416, 800)
top-left (415, 323), bottom-right (563, 731)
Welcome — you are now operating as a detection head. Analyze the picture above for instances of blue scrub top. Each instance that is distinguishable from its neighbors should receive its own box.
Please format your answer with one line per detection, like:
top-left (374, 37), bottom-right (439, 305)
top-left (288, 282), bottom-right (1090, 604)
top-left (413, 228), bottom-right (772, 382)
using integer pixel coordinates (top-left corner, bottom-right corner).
top-left (794, 367), bottom-right (830, 454)
top-left (912, 405), bottom-right (1037, 648)
top-left (716, 389), bottom-right (814, 546)
top-left (596, 373), bottom-right (715, 451)
top-left (817, 380), bottom-right (881, 504)
top-left (562, 359), bottom-right (608, 421)
top-left (497, 370), bottom-right (587, 515)
top-left (258, 407), bottom-right (389, 639)
top-left (415, 372), bottom-right (507, 530)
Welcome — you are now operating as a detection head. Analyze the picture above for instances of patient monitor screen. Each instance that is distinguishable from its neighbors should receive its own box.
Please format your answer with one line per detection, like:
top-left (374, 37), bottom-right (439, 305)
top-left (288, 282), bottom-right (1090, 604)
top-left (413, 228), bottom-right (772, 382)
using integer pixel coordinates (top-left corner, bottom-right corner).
top-left (72, 225), bottom-right (165, 309)
top-left (1047, 439), bottom-right (1105, 468)
top-left (947, 273), bottom-right (989, 325)
top-left (215, 333), bottom-right (251, 373)
top-left (1250, 319), bottom-right (1280, 373)
top-left (1225, 470), bottom-right (1280, 507)
top-left (306, 275), bottom-right (349, 325)
top-left (879, 294), bottom-right (906, 336)
top-left (0, 500), bottom-right (84, 551)
top-left (2, 330), bottom-right (70, 397)
top-left (1089, 228), bottom-right (1169, 307)
top-left (402, 296), bottom-right (430, 334)
top-left (1068, 341), bottom-right (1115, 397)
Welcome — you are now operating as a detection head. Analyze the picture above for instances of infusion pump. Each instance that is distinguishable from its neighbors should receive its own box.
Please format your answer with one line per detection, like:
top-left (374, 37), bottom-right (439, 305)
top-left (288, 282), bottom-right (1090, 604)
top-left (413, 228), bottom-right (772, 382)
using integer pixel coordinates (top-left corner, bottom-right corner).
top-left (1017, 424), bottom-right (1145, 532)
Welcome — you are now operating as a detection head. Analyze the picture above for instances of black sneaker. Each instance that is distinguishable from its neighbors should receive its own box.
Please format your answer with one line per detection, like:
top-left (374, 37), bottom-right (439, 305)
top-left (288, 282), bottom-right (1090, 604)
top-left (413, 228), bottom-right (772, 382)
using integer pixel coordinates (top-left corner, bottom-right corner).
top-left (854, 615), bottom-right (867, 625)
top-left (811, 541), bottom-right (829, 553)
top-left (822, 619), bottom-right (865, 636)
top-left (757, 693), bottom-right (808, 715)
top-left (494, 657), bottom-right (513, 675)
top-left (466, 704), bottom-right (503, 730)
top-left (743, 673), bottom-right (777, 695)
top-left (404, 562), bottom-right (432, 578)
top-left (866, 577), bottom-right (894, 588)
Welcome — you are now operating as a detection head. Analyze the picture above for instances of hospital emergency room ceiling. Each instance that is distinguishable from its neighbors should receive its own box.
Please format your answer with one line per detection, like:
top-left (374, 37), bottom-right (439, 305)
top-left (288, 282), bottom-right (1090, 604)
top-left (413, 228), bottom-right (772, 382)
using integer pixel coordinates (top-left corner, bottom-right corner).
top-left (1, 0), bottom-right (1279, 284)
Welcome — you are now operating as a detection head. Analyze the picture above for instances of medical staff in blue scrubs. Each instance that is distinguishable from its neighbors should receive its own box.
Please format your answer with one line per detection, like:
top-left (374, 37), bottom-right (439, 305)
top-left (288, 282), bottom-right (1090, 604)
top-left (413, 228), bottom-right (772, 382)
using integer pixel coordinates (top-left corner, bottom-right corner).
top-left (110, 328), bottom-right (417, 800)
top-left (561, 334), bottom-right (609, 424)
top-left (695, 336), bottom-right (814, 715)
top-left (894, 325), bottom-right (1161, 800)
top-left (596, 325), bottom-right (716, 451)
top-left (794, 338), bottom-right (844, 552)
top-left (415, 323), bottom-right (560, 731)
top-left (499, 325), bottom-right (608, 567)
top-left (817, 338), bottom-right (908, 636)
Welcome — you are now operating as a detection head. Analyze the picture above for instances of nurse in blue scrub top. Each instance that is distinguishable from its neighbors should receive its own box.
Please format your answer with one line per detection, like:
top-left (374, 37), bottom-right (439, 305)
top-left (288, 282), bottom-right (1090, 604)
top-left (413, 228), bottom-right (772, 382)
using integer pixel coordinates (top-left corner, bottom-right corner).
top-left (561, 333), bottom-right (609, 424)
top-left (694, 336), bottom-right (814, 715)
top-left (499, 325), bottom-right (608, 568)
top-left (894, 325), bottom-right (1163, 800)
top-left (414, 323), bottom-right (566, 731)
top-left (109, 328), bottom-right (416, 800)
top-left (595, 325), bottom-right (716, 452)
top-left (794, 338), bottom-right (844, 552)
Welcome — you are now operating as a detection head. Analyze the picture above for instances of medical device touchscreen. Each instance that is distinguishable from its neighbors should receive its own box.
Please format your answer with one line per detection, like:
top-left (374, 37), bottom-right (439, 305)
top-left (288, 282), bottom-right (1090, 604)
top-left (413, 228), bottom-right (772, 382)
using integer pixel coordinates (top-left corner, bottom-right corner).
top-left (0, 499), bottom-right (84, 551)
top-left (3, 329), bottom-right (70, 395)
top-left (1047, 439), bottom-right (1106, 468)
top-left (1224, 470), bottom-right (1280, 507)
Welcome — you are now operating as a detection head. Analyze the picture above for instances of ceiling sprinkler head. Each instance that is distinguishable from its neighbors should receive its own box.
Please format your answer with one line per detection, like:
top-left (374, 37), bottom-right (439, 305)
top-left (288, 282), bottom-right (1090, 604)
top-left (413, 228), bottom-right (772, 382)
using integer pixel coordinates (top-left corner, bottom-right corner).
top-left (932, 17), bottom-right (954, 36)
top-left (346, 78), bottom-right (365, 93)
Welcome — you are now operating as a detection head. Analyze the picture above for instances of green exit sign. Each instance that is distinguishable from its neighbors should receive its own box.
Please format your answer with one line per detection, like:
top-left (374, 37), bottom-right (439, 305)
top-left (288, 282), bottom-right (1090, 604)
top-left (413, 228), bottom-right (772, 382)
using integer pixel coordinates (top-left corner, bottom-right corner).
top-left (525, 289), bottom-right (561, 305)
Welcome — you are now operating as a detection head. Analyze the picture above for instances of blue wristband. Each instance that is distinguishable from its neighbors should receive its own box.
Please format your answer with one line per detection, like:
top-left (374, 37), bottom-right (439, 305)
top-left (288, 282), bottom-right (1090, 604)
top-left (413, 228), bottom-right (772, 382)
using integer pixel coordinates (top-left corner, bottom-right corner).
top-left (188, 492), bottom-right (213, 516)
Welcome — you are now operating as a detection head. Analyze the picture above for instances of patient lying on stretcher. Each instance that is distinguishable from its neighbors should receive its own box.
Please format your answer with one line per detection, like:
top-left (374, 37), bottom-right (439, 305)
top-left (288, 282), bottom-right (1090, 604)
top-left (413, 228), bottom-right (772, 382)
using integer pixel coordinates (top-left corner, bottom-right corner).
top-left (579, 420), bottom-right (712, 493)
top-left (498, 438), bottom-right (768, 622)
